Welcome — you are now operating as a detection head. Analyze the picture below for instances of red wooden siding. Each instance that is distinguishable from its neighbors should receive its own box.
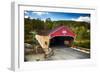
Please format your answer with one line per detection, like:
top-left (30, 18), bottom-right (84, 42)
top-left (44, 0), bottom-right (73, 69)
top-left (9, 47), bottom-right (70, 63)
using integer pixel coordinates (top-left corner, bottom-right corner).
top-left (49, 26), bottom-right (76, 39)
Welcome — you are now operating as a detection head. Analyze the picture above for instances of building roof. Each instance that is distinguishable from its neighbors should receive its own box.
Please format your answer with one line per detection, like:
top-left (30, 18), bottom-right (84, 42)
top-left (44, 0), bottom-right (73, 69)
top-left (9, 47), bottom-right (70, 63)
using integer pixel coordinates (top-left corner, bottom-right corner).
top-left (49, 26), bottom-right (76, 38)
top-left (37, 25), bottom-right (76, 39)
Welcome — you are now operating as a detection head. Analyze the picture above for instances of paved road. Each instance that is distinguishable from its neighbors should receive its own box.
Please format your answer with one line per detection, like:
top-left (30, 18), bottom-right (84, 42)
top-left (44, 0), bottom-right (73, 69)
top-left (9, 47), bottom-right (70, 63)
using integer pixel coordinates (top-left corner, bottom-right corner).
top-left (46, 47), bottom-right (90, 60)
top-left (25, 46), bottom-right (90, 61)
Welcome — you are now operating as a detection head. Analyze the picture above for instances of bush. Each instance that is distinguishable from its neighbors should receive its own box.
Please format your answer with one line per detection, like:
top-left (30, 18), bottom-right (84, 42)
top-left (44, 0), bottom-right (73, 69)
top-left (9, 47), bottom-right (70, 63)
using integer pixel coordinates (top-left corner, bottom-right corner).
top-left (78, 41), bottom-right (90, 49)
top-left (73, 40), bottom-right (90, 49)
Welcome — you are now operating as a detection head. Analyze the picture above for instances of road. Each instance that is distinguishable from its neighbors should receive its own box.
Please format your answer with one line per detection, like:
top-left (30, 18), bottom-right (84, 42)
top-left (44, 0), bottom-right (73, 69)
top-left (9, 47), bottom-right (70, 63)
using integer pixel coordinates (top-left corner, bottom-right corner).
top-left (25, 46), bottom-right (90, 61)
top-left (46, 46), bottom-right (90, 60)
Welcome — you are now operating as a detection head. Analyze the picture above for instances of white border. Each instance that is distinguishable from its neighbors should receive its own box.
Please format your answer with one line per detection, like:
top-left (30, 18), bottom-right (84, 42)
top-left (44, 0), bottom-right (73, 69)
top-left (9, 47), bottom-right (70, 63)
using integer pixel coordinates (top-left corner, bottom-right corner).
top-left (11, 2), bottom-right (97, 71)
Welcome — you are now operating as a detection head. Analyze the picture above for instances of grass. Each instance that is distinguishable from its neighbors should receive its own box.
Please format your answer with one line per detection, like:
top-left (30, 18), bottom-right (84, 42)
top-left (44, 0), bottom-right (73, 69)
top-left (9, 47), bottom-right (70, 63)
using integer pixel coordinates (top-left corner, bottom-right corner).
top-left (73, 40), bottom-right (90, 49)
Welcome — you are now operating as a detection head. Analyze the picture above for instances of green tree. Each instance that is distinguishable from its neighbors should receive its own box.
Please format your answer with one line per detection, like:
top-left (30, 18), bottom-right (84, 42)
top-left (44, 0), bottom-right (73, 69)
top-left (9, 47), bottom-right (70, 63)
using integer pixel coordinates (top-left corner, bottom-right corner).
top-left (45, 18), bottom-right (54, 30)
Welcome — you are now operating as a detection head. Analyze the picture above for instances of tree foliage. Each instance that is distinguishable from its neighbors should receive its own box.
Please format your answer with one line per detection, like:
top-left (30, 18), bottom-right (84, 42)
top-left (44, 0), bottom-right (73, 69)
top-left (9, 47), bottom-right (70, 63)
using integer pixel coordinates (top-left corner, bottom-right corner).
top-left (24, 18), bottom-right (90, 48)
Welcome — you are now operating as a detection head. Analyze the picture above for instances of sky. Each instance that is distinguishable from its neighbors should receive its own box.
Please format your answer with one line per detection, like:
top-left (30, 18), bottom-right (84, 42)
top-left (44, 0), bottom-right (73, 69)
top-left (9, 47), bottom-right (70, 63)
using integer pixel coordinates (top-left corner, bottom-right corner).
top-left (24, 11), bottom-right (90, 23)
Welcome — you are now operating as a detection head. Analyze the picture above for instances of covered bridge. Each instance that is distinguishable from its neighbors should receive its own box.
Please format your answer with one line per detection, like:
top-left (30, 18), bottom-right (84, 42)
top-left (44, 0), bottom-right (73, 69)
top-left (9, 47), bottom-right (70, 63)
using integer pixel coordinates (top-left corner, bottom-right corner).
top-left (37, 26), bottom-right (76, 47)
top-left (48, 26), bottom-right (76, 46)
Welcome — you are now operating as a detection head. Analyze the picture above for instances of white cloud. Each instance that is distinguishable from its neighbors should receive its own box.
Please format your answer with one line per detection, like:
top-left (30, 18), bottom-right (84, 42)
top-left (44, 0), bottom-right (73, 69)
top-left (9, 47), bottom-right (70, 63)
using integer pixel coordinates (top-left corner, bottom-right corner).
top-left (24, 11), bottom-right (29, 18)
top-left (32, 12), bottom-right (49, 16)
top-left (24, 11), bottom-right (27, 14)
top-left (30, 17), bottom-right (34, 19)
top-left (25, 16), bottom-right (34, 19)
top-left (24, 11), bottom-right (29, 15)
top-left (71, 16), bottom-right (90, 23)
top-left (24, 15), bottom-right (29, 18)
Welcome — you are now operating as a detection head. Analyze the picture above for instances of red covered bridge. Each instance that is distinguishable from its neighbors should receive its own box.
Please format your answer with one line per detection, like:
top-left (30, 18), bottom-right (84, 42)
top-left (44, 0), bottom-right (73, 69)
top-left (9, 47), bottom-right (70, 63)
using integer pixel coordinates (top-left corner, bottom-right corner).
top-left (48, 26), bottom-right (76, 47)
top-left (37, 25), bottom-right (76, 47)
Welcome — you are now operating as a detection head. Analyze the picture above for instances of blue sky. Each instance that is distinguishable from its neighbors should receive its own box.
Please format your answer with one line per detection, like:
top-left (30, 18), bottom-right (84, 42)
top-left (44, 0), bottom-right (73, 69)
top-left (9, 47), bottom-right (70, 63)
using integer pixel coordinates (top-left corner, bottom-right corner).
top-left (24, 11), bottom-right (90, 22)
